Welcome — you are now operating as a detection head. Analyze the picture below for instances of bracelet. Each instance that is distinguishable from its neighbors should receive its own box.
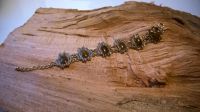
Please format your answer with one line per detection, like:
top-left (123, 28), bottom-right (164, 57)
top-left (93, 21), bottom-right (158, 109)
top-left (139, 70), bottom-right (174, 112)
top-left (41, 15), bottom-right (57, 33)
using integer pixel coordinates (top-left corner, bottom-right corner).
top-left (15, 23), bottom-right (166, 72)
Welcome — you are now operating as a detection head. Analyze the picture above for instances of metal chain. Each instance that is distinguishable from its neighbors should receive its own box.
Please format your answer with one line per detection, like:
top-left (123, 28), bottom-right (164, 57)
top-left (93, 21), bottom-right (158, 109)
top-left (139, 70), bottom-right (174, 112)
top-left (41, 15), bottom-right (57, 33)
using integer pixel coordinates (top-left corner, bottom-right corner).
top-left (15, 62), bottom-right (56, 72)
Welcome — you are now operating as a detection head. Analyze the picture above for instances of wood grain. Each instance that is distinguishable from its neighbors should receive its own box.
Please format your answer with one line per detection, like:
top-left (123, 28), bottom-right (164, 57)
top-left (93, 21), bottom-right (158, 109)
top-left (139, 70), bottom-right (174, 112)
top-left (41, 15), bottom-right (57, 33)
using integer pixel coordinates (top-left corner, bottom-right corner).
top-left (0, 1), bottom-right (200, 112)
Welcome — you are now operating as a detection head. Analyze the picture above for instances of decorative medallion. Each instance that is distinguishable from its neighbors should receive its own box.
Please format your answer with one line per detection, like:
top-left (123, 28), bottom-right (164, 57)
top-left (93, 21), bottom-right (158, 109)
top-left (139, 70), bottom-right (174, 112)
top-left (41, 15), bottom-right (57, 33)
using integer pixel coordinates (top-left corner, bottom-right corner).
top-left (130, 34), bottom-right (144, 50)
top-left (56, 52), bottom-right (72, 69)
top-left (147, 26), bottom-right (163, 44)
top-left (97, 42), bottom-right (112, 57)
top-left (77, 47), bottom-right (93, 62)
top-left (114, 39), bottom-right (128, 54)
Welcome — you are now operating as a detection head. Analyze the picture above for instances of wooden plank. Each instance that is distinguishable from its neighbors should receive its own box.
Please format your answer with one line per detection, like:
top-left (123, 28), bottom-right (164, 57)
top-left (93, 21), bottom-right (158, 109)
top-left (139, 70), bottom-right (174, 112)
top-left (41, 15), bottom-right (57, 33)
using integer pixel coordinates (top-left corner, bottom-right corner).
top-left (0, 1), bottom-right (200, 112)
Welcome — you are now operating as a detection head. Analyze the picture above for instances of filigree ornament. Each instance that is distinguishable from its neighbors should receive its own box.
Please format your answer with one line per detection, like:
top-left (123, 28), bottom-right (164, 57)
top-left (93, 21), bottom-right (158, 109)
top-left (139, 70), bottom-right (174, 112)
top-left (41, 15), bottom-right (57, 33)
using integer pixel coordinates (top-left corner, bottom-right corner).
top-left (97, 42), bottom-right (112, 57)
top-left (114, 39), bottom-right (128, 54)
top-left (130, 34), bottom-right (144, 50)
top-left (56, 52), bottom-right (72, 69)
top-left (147, 23), bottom-right (165, 44)
top-left (77, 47), bottom-right (93, 62)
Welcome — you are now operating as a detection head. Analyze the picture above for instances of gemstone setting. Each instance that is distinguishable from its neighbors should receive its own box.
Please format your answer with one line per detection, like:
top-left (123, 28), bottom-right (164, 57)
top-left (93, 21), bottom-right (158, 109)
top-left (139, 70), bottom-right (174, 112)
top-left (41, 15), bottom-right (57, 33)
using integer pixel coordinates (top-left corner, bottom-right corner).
top-left (130, 34), bottom-right (144, 50)
top-left (147, 26), bottom-right (163, 44)
top-left (77, 47), bottom-right (93, 62)
top-left (114, 39), bottom-right (128, 54)
top-left (97, 42), bottom-right (112, 57)
top-left (56, 52), bottom-right (72, 69)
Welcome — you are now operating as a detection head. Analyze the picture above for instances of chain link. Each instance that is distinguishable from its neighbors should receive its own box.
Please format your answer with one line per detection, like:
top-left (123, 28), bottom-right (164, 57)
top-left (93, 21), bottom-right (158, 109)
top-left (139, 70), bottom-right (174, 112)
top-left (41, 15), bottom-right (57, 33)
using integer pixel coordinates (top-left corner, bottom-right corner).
top-left (15, 62), bottom-right (56, 72)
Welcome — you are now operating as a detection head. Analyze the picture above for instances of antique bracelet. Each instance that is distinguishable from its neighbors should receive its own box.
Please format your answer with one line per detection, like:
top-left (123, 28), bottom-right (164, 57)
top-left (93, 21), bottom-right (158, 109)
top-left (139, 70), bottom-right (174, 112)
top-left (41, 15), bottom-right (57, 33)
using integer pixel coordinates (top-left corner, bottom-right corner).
top-left (15, 23), bottom-right (166, 72)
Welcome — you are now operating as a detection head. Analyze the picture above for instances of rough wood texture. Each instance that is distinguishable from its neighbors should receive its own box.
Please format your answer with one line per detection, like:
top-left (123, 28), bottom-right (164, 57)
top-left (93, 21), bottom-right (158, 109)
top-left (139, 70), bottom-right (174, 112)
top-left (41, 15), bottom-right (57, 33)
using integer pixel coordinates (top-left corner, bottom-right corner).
top-left (0, 1), bottom-right (200, 112)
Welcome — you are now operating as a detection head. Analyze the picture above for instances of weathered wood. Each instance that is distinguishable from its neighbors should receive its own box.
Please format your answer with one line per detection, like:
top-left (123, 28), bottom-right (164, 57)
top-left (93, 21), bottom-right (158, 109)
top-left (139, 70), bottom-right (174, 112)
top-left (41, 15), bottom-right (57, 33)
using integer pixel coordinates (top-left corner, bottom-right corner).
top-left (0, 1), bottom-right (200, 112)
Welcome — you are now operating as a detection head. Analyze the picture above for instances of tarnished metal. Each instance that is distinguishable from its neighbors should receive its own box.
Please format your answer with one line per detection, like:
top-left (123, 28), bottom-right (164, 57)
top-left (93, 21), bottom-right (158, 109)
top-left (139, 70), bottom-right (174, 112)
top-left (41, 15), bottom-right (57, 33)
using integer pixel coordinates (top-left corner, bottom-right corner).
top-left (15, 62), bottom-right (56, 72)
top-left (96, 42), bottom-right (112, 57)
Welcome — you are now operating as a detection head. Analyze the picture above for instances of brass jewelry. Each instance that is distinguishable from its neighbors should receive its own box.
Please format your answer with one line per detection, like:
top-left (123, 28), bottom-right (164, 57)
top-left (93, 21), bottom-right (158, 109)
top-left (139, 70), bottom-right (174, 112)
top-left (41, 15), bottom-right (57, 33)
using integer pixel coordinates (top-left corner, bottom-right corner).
top-left (15, 23), bottom-right (166, 72)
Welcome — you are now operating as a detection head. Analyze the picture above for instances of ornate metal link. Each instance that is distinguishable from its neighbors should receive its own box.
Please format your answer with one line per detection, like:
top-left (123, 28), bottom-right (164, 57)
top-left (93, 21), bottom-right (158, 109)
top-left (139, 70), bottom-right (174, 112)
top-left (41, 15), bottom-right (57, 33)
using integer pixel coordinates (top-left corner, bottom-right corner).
top-left (71, 53), bottom-right (79, 62)
top-left (15, 23), bottom-right (166, 72)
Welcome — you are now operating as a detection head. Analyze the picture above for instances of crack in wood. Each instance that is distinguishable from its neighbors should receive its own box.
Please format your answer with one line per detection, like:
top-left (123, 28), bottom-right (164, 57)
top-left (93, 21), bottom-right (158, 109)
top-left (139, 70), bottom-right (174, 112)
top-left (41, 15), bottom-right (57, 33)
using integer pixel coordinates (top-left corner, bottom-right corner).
top-left (38, 29), bottom-right (91, 37)
top-left (22, 33), bottom-right (36, 36)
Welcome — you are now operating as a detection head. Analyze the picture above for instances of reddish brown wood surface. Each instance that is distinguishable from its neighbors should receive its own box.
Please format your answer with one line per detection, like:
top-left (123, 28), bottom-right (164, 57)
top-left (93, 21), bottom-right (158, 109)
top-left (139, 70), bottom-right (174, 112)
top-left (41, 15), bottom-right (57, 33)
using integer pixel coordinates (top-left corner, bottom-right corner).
top-left (0, 1), bottom-right (200, 112)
